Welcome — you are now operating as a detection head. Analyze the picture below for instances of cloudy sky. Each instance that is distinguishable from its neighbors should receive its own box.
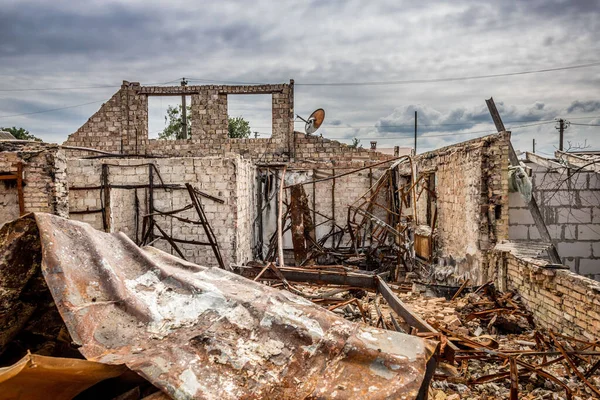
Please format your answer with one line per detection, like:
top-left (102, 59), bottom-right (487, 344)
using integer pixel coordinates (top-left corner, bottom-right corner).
top-left (1, 0), bottom-right (599, 155)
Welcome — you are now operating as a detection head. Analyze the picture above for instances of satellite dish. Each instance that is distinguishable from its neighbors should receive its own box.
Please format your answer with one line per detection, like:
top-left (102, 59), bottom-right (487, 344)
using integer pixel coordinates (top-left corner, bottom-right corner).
top-left (297, 108), bottom-right (325, 135)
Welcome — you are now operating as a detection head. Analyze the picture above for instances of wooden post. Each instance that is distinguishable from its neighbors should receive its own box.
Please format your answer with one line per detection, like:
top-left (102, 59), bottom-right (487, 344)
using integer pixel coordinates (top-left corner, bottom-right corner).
top-left (414, 111), bottom-right (418, 154)
top-left (101, 164), bottom-right (111, 232)
top-left (148, 164), bottom-right (154, 241)
top-left (331, 169), bottom-right (336, 243)
top-left (181, 78), bottom-right (188, 139)
top-left (256, 172), bottom-right (264, 260)
top-left (16, 162), bottom-right (24, 216)
top-left (312, 169), bottom-right (317, 239)
top-left (277, 166), bottom-right (287, 267)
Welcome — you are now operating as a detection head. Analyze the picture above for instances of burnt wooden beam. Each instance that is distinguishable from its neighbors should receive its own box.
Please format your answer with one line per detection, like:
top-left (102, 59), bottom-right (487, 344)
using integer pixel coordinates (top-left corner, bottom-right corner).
top-left (486, 97), bottom-right (561, 264)
top-left (377, 276), bottom-right (457, 362)
top-left (251, 266), bottom-right (379, 289)
top-left (16, 162), bottom-right (24, 216)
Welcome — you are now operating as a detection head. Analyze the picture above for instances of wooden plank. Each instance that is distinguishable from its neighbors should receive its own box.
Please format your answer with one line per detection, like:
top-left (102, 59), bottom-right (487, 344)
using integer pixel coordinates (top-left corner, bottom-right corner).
top-left (259, 267), bottom-right (378, 289)
top-left (186, 183), bottom-right (226, 269)
top-left (101, 164), bottom-right (111, 232)
top-left (485, 97), bottom-right (506, 132)
top-left (414, 234), bottom-right (431, 260)
top-left (485, 98), bottom-right (561, 264)
top-left (377, 276), bottom-right (457, 361)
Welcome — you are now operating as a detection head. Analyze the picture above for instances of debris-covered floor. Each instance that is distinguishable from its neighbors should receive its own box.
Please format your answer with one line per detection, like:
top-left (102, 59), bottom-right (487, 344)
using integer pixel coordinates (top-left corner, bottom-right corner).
top-left (246, 265), bottom-right (600, 400)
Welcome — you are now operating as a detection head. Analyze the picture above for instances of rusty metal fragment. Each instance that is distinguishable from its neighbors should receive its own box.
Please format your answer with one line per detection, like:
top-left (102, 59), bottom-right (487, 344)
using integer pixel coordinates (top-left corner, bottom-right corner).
top-left (4, 213), bottom-right (439, 400)
top-left (0, 352), bottom-right (127, 400)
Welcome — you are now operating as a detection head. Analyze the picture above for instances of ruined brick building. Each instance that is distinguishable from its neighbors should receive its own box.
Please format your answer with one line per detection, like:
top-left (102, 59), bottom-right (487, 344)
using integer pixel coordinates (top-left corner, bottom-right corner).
top-left (1, 80), bottom-right (600, 346)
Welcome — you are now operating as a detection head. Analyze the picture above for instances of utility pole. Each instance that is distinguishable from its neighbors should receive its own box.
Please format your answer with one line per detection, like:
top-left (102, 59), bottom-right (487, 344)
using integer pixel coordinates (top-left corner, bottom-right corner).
top-left (558, 119), bottom-right (564, 151)
top-left (533, 138), bottom-right (536, 154)
top-left (555, 118), bottom-right (570, 151)
top-left (414, 111), bottom-right (417, 154)
top-left (181, 78), bottom-right (188, 139)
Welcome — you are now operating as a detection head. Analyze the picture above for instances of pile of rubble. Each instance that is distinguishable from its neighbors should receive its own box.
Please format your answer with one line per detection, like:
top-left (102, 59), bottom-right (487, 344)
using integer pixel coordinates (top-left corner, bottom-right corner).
top-left (403, 284), bottom-right (600, 399)
top-left (265, 272), bottom-right (600, 399)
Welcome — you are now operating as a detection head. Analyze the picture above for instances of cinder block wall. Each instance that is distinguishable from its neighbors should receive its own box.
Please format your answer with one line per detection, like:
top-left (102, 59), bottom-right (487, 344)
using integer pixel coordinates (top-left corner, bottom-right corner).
top-left (490, 248), bottom-right (600, 341)
top-left (0, 142), bottom-right (69, 226)
top-left (409, 132), bottom-right (510, 284)
top-left (67, 155), bottom-right (255, 268)
top-left (508, 162), bottom-right (600, 279)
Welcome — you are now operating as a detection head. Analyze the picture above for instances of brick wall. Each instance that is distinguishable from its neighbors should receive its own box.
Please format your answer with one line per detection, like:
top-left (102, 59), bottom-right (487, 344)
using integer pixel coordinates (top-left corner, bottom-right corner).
top-left (64, 82), bottom-right (292, 157)
top-left (490, 245), bottom-right (600, 341)
top-left (63, 80), bottom-right (394, 167)
top-left (67, 156), bottom-right (255, 268)
top-left (508, 161), bottom-right (600, 279)
top-left (0, 141), bottom-right (69, 226)
top-left (64, 82), bottom-right (148, 154)
top-left (410, 132), bottom-right (510, 284)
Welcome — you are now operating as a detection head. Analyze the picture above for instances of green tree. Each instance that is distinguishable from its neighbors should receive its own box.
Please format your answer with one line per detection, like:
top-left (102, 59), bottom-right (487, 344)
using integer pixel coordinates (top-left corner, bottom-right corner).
top-left (160, 105), bottom-right (251, 140)
top-left (0, 126), bottom-right (42, 141)
top-left (349, 138), bottom-right (362, 148)
top-left (228, 116), bottom-right (251, 138)
top-left (159, 105), bottom-right (191, 140)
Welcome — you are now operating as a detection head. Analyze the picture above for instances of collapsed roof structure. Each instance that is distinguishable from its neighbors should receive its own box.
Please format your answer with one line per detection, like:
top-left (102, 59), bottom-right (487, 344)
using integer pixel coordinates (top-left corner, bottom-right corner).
top-left (0, 81), bottom-right (599, 399)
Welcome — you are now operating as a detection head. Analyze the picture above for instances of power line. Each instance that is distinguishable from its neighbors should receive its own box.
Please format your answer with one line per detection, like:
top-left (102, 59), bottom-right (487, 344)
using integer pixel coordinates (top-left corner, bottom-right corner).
top-left (0, 78), bottom-right (183, 93)
top-left (568, 116), bottom-right (600, 120)
top-left (0, 99), bottom-right (107, 119)
top-left (0, 85), bottom-right (120, 92)
top-left (295, 121), bottom-right (554, 140)
top-left (294, 61), bottom-right (600, 86)
top-left (13, 60), bottom-right (595, 92)
top-left (570, 122), bottom-right (600, 127)
top-left (291, 118), bottom-right (557, 129)
top-left (186, 77), bottom-right (265, 85)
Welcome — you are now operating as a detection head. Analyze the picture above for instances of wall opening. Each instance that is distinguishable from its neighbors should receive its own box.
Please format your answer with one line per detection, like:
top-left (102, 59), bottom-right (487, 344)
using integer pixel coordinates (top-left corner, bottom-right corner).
top-left (148, 96), bottom-right (192, 140)
top-left (227, 94), bottom-right (272, 139)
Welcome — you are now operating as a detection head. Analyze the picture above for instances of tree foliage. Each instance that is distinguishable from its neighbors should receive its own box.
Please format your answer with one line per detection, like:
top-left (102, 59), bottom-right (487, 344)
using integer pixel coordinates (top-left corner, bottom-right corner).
top-left (159, 105), bottom-right (191, 140)
top-left (228, 116), bottom-right (251, 139)
top-left (349, 138), bottom-right (362, 148)
top-left (160, 104), bottom-right (251, 140)
top-left (0, 126), bottom-right (42, 141)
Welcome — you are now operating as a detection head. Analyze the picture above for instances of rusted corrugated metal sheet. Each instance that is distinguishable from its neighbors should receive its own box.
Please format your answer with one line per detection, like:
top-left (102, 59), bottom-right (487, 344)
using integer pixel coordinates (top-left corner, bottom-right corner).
top-left (8, 213), bottom-right (438, 399)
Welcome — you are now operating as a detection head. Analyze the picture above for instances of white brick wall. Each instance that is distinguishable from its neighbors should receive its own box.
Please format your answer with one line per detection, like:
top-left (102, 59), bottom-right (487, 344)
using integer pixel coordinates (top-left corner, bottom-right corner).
top-left (67, 156), bottom-right (254, 268)
top-left (508, 161), bottom-right (600, 279)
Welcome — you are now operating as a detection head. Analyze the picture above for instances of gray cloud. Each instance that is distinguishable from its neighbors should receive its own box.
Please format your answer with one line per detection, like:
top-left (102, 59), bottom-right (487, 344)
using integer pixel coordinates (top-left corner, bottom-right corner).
top-left (0, 0), bottom-right (598, 156)
top-left (375, 102), bottom-right (557, 134)
top-left (566, 100), bottom-right (600, 114)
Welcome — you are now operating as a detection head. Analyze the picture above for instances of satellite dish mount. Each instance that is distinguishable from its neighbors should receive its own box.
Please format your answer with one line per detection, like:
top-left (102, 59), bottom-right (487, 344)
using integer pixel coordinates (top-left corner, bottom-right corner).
top-left (297, 108), bottom-right (325, 135)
